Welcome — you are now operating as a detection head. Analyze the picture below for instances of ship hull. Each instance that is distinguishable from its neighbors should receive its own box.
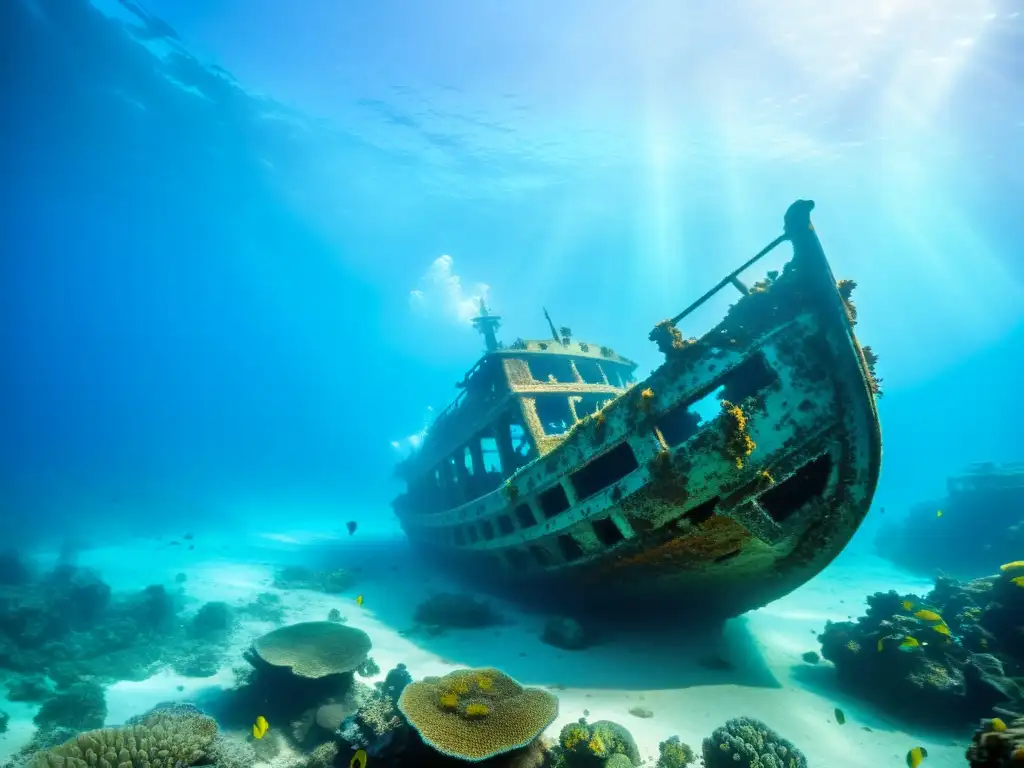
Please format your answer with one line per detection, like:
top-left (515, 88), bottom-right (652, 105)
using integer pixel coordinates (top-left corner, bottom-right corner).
top-left (395, 201), bottom-right (882, 619)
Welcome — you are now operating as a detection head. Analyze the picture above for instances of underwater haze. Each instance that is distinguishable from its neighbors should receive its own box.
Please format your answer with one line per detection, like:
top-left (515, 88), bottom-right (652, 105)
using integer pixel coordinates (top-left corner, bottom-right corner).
top-left (1, 1), bottom-right (1024, 767)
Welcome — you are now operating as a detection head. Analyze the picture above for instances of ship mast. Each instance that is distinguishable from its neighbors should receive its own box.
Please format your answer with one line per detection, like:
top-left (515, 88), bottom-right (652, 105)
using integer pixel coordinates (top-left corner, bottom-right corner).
top-left (471, 298), bottom-right (502, 352)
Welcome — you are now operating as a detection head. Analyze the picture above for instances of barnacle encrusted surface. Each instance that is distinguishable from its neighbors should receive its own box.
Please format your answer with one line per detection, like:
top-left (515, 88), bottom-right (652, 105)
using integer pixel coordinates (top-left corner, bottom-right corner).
top-left (397, 668), bottom-right (557, 761)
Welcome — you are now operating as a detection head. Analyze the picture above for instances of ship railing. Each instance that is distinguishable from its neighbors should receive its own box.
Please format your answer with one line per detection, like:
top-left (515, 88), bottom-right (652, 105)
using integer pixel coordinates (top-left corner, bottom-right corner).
top-left (667, 233), bottom-right (788, 327)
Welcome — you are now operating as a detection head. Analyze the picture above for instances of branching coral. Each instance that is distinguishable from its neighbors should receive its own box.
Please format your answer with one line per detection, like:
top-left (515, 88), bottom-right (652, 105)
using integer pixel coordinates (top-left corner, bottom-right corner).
top-left (721, 400), bottom-right (755, 469)
top-left (860, 345), bottom-right (883, 397)
top-left (554, 718), bottom-right (640, 767)
top-left (702, 717), bottom-right (807, 768)
top-left (656, 735), bottom-right (695, 768)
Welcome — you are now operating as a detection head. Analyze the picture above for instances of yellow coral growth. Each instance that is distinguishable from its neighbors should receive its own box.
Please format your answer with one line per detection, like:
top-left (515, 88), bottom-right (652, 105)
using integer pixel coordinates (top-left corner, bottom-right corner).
top-left (721, 400), bottom-right (755, 469)
top-left (397, 668), bottom-right (557, 761)
top-left (588, 735), bottom-right (605, 754)
top-left (561, 723), bottom-right (589, 750)
top-left (439, 693), bottom-right (458, 709)
top-left (638, 388), bottom-right (655, 413)
top-left (476, 675), bottom-right (493, 690)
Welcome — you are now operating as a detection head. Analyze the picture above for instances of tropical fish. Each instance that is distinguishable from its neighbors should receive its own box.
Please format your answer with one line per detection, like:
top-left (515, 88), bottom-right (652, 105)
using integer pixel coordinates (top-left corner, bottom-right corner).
top-left (355, 595), bottom-right (364, 607)
top-left (1012, 576), bottom-right (1024, 588)
top-left (346, 521), bottom-right (358, 535)
top-left (834, 707), bottom-right (846, 725)
top-left (902, 600), bottom-right (915, 611)
top-left (252, 715), bottom-right (269, 740)
top-left (906, 746), bottom-right (928, 768)
top-left (898, 637), bottom-right (922, 652)
top-left (1000, 561), bottom-right (1024, 572)
top-left (931, 623), bottom-right (952, 639)
top-left (991, 717), bottom-right (1007, 732)
top-left (936, 510), bottom-right (943, 518)
top-left (877, 637), bottom-right (886, 652)
top-left (350, 748), bottom-right (368, 768)
top-left (914, 609), bottom-right (942, 623)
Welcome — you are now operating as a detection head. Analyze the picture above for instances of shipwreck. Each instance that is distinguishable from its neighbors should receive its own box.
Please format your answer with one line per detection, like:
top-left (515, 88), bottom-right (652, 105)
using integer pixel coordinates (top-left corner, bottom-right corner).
top-left (392, 200), bottom-right (883, 617)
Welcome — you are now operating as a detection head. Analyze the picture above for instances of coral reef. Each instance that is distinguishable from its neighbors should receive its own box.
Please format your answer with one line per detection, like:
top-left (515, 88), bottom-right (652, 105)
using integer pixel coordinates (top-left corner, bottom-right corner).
top-left (0, 564), bottom-right (232, 685)
top-left (967, 715), bottom-right (1024, 766)
top-left (32, 681), bottom-right (107, 732)
top-left (273, 566), bottom-right (356, 593)
top-left (701, 717), bottom-right (806, 768)
top-left (413, 593), bottom-right (503, 629)
top-left (397, 668), bottom-right (557, 761)
top-left (541, 617), bottom-right (592, 651)
top-left (189, 601), bottom-right (233, 638)
top-left (655, 736), bottom-right (695, 768)
top-left (818, 568), bottom-right (1024, 725)
top-left (247, 621), bottom-right (372, 679)
top-left (238, 591), bottom-right (286, 623)
top-left (552, 718), bottom-right (640, 768)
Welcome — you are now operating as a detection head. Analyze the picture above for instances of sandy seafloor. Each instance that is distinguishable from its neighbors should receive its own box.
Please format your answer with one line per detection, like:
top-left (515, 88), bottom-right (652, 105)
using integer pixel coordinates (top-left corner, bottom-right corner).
top-left (0, 531), bottom-right (970, 767)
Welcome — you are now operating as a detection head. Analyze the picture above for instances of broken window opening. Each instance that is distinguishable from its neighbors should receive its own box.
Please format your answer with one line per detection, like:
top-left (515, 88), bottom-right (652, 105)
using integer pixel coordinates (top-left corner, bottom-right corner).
top-left (684, 496), bottom-right (719, 525)
top-left (528, 356), bottom-right (577, 384)
top-left (497, 515), bottom-right (515, 535)
top-left (514, 504), bottom-right (537, 528)
top-left (480, 519), bottom-right (495, 541)
top-left (570, 442), bottom-right (639, 500)
top-left (720, 352), bottom-right (778, 405)
top-left (574, 358), bottom-right (606, 385)
top-left (557, 534), bottom-right (584, 561)
top-left (534, 395), bottom-right (575, 436)
top-left (759, 453), bottom-right (833, 523)
top-left (538, 484), bottom-right (571, 519)
top-left (591, 517), bottom-right (626, 547)
top-left (462, 447), bottom-right (474, 475)
top-left (509, 421), bottom-right (536, 469)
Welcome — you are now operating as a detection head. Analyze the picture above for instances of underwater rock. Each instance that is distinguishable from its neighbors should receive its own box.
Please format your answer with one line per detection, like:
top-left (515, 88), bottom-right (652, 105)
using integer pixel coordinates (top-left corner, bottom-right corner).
top-left (383, 662), bottom-right (412, 703)
top-left (190, 601), bottom-right (233, 638)
top-left (541, 617), bottom-right (592, 651)
top-left (33, 681), bottom-right (107, 732)
top-left (628, 706), bottom-right (653, 719)
top-left (701, 717), bottom-right (807, 768)
top-left (0, 550), bottom-right (31, 586)
top-left (412, 592), bottom-right (503, 629)
top-left (800, 651), bottom-right (819, 664)
top-left (273, 566), bottom-right (355, 593)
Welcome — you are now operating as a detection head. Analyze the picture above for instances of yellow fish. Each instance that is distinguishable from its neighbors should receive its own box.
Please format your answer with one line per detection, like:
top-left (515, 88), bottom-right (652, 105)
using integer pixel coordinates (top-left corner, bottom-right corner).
top-left (936, 510), bottom-right (942, 517)
top-left (902, 600), bottom-right (914, 611)
top-left (931, 623), bottom-right (952, 638)
top-left (252, 715), bottom-right (269, 739)
top-left (356, 595), bottom-right (364, 607)
top-left (914, 609), bottom-right (942, 623)
top-left (350, 748), bottom-right (368, 768)
top-left (906, 746), bottom-right (928, 768)
top-left (1012, 576), bottom-right (1024, 588)
top-left (991, 717), bottom-right (1007, 732)
top-left (1000, 561), bottom-right (1024, 572)
top-left (877, 637), bottom-right (886, 652)
top-left (898, 637), bottom-right (921, 652)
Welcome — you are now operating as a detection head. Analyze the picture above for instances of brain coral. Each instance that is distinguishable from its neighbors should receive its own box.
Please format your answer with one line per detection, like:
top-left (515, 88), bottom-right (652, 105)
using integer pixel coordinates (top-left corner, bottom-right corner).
top-left (702, 717), bottom-right (807, 768)
top-left (28, 707), bottom-right (217, 768)
top-left (397, 668), bottom-right (558, 762)
top-left (251, 621), bottom-right (372, 678)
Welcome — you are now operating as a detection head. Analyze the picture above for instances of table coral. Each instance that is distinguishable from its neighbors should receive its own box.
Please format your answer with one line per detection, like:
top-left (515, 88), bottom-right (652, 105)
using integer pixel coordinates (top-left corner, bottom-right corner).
top-left (397, 667), bottom-right (557, 761)
top-left (249, 621), bottom-right (371, 679)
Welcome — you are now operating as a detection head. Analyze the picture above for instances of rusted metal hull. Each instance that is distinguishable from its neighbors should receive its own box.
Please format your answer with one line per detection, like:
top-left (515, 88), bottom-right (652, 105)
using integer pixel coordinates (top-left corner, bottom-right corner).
top-left (395, 201), bottom-right (882, 618)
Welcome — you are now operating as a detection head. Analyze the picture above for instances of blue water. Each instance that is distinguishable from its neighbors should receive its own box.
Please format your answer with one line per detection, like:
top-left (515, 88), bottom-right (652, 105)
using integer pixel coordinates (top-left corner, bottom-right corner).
top-left (1, 1), bottom-right (1023, 767)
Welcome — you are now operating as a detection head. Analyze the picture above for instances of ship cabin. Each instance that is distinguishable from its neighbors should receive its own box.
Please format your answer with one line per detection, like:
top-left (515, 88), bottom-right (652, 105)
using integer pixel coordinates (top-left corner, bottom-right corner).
top-left (393, 301), bottom-right (638, 518)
